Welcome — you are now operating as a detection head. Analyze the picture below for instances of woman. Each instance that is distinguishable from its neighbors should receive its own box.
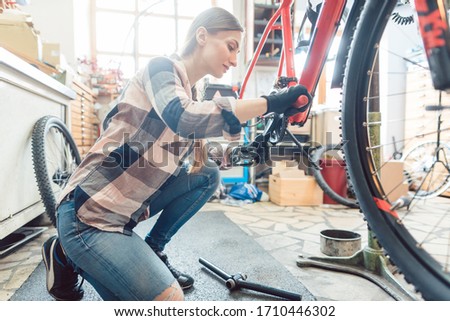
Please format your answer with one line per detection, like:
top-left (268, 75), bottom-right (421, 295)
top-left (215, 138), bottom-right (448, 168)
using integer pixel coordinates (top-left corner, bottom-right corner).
top-left (42, 7), bottom-right (309, 301)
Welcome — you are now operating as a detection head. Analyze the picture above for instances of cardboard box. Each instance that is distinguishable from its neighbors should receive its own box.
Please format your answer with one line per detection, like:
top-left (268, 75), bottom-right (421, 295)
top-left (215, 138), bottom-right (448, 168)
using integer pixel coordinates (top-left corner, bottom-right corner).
top-left (312, 107), bottom-right (341, 146)
top-left (287, 120), bottom-right (311, 136)
top-left (0, 12), bottom-right (42, 60)
top-left (269, 170), bottom-right (323, 206)
top-left (42, 42), bottom-right (61, 67)
top-left (380, 160), bottom-right (409, 201)
top-left (271, 160), bottom-right (299, 175)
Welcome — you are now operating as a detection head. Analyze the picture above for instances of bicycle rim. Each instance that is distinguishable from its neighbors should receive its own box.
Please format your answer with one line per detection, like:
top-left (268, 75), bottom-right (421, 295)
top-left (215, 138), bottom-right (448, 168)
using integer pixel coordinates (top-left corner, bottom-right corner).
top-left (342, 0), bottom-right (450, 300)
top-left (31, 116), bottom-right (81, 227)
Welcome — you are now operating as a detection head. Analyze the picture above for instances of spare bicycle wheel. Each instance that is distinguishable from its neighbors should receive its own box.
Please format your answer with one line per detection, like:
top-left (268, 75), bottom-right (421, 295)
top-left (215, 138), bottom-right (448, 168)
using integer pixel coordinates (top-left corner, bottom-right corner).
top-left (31, 116), bottom-right (81, 227)
top-left (402, 141), bottom-right (450, 199)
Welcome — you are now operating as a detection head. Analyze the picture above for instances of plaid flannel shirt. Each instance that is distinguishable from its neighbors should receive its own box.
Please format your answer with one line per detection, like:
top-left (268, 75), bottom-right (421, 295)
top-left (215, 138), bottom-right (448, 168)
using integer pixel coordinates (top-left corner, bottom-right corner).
top-left (58, 54), bottom-right (241, 234)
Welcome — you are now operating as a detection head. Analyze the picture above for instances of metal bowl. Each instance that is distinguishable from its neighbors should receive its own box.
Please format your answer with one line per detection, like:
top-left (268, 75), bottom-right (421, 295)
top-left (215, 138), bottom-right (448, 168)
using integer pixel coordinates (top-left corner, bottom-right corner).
top-left (320, 229), bottom-right (361, 257)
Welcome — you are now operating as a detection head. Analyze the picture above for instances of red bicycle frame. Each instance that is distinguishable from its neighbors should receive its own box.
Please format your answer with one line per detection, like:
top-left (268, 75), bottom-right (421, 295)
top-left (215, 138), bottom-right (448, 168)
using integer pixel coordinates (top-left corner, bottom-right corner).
top-left (239, 0), bottom-right (347, 125)
top-left (415, 0), bottom-right (450, 90)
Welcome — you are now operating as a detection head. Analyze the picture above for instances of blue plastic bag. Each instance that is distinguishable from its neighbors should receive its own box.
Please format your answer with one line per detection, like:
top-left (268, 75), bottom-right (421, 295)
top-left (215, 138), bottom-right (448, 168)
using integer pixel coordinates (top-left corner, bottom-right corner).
top-left (228, 183), bottom-right (263, 202)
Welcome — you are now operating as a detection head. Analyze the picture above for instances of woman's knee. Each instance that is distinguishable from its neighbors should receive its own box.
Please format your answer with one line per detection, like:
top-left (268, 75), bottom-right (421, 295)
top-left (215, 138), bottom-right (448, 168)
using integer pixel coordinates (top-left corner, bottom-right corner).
top-left (154, 281), bottom-right (184, 301)
top-left (200, 164), bottom-right (220, 189)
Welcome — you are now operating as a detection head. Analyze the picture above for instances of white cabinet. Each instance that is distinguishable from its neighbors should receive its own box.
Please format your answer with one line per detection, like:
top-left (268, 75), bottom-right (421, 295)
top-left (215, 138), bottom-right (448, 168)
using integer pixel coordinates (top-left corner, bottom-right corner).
top-left (0, 48), bottom-right (75, 240)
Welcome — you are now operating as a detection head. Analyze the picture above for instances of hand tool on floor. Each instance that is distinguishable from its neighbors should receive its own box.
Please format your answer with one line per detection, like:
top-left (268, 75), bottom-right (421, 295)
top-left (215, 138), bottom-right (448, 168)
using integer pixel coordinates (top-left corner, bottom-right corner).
top-left (199, 257), bottom-right (302, 301)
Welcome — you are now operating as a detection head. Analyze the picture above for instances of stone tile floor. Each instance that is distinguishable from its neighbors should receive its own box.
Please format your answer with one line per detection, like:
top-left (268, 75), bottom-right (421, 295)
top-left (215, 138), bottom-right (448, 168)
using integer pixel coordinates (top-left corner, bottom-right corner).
top-left (0, 201), bottom-right (421, 301)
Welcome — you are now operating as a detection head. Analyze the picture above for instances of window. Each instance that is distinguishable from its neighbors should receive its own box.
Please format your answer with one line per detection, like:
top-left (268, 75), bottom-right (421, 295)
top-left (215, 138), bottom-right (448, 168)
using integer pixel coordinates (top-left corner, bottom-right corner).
top-left (92, 0), bottom-right (217, 80)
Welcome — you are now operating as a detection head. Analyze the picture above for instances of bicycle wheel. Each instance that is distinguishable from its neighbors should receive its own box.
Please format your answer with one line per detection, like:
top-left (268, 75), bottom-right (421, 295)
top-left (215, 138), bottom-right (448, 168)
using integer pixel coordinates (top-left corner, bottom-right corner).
top-left (342, 0), bottom-right (450, 300)
top-left (402, 141), bottom-right (450, 199)
top-left (31, 116), bottom-right (81, 227)
top-left (309, 144), bottom-right (359, 208)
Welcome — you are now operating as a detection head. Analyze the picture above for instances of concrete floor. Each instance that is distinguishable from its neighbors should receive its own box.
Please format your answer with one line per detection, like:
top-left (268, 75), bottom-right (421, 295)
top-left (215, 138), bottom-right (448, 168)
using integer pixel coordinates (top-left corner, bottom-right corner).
top-left (209, 200), bottom-right (419, 301)
top-left (0, 200), bottom-right (422, 301)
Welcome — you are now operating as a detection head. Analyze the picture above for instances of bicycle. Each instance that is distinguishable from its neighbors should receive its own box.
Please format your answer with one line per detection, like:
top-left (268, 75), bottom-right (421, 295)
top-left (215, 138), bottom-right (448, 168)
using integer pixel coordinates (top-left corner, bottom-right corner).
top-left (341, 0), bottom-right (450, 300)
top-left (231, 0), bottom-right (450, 300)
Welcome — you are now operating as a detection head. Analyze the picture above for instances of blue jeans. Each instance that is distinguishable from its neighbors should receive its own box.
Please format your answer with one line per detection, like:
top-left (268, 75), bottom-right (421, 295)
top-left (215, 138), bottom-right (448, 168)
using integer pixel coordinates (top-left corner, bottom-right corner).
top-left (57, 164), bottom-right (220, 300)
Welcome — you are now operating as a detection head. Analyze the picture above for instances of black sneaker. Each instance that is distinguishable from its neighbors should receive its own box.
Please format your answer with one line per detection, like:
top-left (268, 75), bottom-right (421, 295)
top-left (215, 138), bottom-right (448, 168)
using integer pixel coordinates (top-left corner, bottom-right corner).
top-left (41, 235), bottom-right (84, 301)
top-left (154, 250), bottom-right (194, 290)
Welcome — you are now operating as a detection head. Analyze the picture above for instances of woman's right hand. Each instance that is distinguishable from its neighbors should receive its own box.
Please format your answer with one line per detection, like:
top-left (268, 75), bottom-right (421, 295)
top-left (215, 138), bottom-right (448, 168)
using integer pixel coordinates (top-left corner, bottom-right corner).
top-left (262, 85), bottom-right (311, 116)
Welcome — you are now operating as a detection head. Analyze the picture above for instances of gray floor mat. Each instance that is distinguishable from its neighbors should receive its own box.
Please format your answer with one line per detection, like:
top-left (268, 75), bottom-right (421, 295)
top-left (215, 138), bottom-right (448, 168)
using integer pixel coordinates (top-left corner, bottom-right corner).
top-left (11, 210), bottom-right (315, 301)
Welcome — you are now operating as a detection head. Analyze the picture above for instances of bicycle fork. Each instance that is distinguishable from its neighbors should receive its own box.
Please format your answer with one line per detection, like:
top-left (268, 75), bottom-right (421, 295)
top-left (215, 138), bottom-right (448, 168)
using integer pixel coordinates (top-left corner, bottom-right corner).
top-left (415, 0), bottom-right (450, 91)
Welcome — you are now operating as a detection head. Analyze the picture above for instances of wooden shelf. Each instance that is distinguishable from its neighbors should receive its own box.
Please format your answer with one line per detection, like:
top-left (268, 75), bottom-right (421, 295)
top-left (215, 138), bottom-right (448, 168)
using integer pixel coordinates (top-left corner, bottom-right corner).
top-left (247, 1), bottom-right (293, 65)
top-left (70, 80), bottom-right (99, 159)
top-left (254, 19), bottom-right (282, 26)
top-left (255, 3), bottom-right (279, 10)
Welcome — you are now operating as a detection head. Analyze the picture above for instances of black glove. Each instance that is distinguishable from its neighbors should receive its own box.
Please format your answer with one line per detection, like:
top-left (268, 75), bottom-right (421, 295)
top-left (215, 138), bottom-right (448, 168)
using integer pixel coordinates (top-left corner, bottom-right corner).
top-left (262, 85), bottom-right (311, 115)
